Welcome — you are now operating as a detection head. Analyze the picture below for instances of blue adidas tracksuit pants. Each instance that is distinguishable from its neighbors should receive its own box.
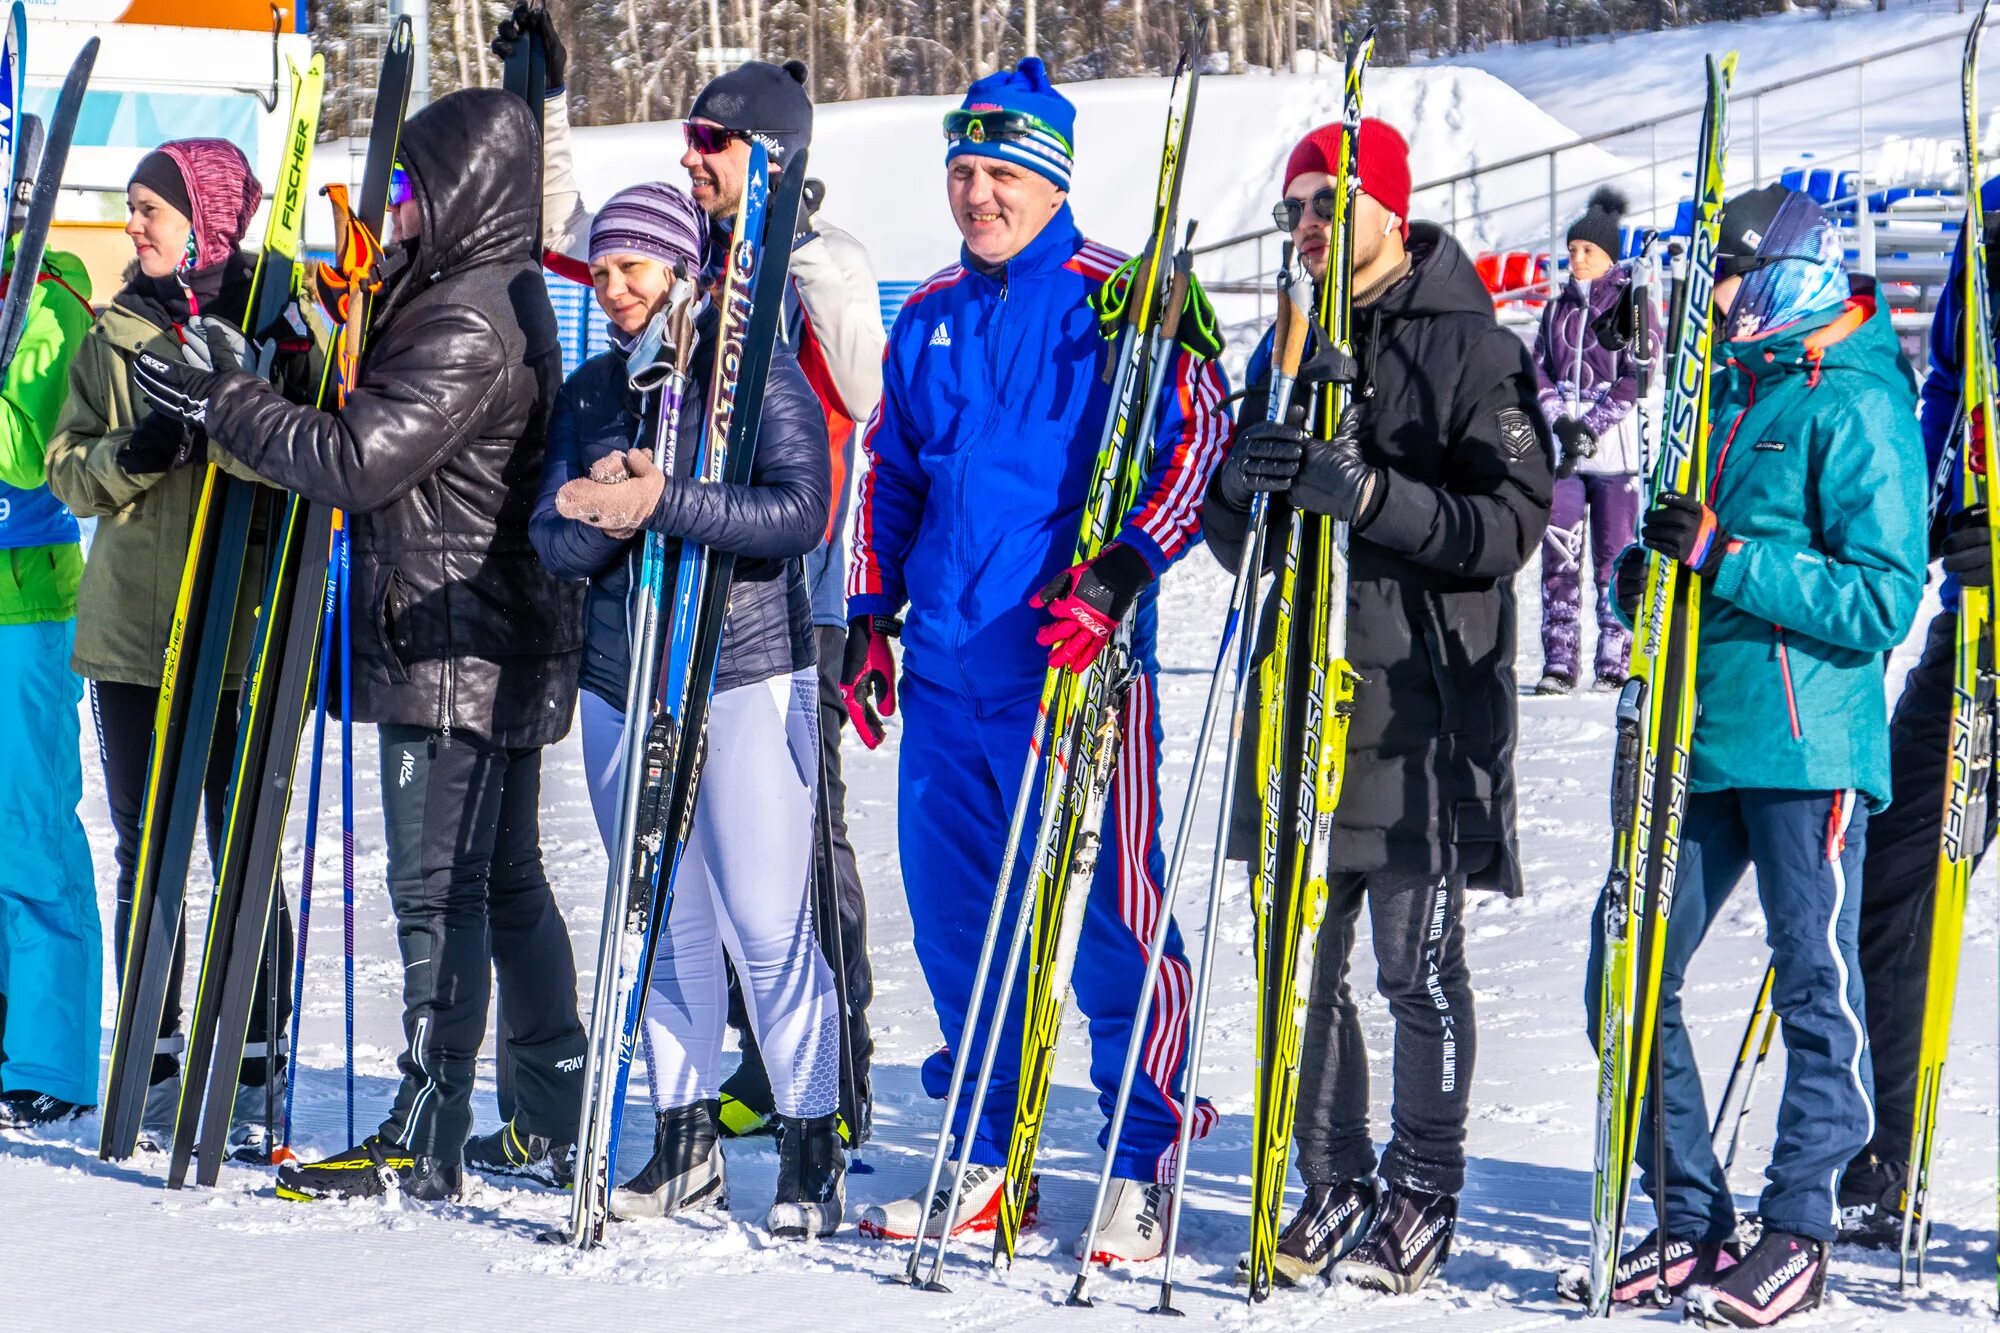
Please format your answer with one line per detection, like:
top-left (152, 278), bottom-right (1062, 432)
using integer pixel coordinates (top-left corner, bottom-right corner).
top-left (0, 619), bottom-right (99, 1106)
top-left (899, 669), bottom-right (1215, 1182)
top-left (1586, 788), bottom-right (1873, 1244)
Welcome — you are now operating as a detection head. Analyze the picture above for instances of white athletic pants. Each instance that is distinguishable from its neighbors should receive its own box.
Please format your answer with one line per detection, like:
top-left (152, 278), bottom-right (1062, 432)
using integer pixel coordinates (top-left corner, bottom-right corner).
top-left (580, 671), bottom-right (840, 1117)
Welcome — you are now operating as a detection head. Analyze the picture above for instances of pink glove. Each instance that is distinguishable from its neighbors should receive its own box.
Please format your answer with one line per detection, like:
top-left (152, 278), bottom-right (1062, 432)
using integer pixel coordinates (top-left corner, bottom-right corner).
top-left (840, 615), bottom-right (900, 749)
top-left (1029, 542), bottom-right (1151, 676)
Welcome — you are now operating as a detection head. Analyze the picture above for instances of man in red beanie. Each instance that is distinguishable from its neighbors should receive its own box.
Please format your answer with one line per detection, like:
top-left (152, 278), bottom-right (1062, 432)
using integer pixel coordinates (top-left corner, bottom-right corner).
top-left (1200, 117), bottom-right (1552, 1294)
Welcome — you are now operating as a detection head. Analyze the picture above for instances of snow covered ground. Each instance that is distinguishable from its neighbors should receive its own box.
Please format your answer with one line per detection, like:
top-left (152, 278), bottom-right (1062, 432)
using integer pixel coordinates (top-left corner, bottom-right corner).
top-left (5, 556), bottom-right (1996, 1331)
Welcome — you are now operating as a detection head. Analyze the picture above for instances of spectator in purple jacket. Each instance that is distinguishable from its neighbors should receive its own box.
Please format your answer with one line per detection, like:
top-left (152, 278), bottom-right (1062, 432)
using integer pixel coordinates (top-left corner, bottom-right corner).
top-left (1531, 187), bottom-right (1657, 693)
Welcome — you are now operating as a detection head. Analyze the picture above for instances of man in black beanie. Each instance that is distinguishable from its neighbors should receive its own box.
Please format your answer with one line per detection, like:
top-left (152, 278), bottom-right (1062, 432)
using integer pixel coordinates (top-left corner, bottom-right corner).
top-left (525, 38), bottom-right (886, 1149)
top-left (677, 57), bottom-right (887, 1154)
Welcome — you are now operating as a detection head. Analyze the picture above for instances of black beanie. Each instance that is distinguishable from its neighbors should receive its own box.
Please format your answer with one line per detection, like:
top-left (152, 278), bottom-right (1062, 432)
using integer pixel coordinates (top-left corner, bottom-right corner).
top-left (129, 149), bottom-right (192, 219)
top-left (1717, 183), bottom-right (1789, 263)
top-left (689, 59), bottom-right (813, 168)
top-left (1565, 186), bottom-right (1626, 260)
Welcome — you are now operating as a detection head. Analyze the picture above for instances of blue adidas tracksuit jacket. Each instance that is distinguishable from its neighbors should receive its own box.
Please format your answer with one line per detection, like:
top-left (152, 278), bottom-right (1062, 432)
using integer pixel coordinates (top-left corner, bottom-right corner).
top-left (849, 206), bottom-right (1229, 1176)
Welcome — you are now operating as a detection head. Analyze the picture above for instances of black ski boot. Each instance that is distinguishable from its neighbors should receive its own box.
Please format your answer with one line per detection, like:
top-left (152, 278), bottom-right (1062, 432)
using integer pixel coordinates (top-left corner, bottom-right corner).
top-left (1234, 1178), bottom-right (1381, 1288)
top-left (718, 1061), bottom-right (776, 1139)
top-left (0, 1090), bottom-right (92, 1129)
top-left (611, 1099), bottom-right (728, 1220)
top-left (1556, 1228), bottom-right (1745, 1306)
top-left (274, 1135), bottom-right (464, 1202)
top-left (766, 1112), bottom-right (846, 1239)
top-left (464, 1119), bottom-right (576, 1189)
top-left (1835, 1151), bottom-right (1909, 1250)
top-left (1334, 1185), bottom-right (1456, 1295)
top-left (1682, 1230), bottom-right (1826, 1327)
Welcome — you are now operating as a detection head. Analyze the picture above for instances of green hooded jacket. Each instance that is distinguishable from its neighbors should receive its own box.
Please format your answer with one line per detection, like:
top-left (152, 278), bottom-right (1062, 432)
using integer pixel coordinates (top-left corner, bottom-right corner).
top-left (1667, 285), bottom-right (1927, 808)
top-left (0, 241), bottom-right (93, 626)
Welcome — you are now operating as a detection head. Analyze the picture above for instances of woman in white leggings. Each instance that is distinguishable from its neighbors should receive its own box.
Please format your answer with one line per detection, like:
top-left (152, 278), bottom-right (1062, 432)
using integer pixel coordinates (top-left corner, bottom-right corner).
top-left (529, 180), bottom-right (842, 1238)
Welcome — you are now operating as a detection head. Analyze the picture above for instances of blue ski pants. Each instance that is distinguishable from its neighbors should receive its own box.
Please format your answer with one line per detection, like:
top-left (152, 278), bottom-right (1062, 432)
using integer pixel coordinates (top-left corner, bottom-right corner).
top-left (899, 670), bottom-right (1215, 1183)
top-left (1586, 787), bottom-right (1873, 1243)
top-left (0, 619), bottom-right (99, 1105)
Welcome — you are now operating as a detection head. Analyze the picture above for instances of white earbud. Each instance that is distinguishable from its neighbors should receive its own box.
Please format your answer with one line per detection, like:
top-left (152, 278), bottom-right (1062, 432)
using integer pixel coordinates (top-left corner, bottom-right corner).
top-left (1383, 214), bottom-right (1399, 236)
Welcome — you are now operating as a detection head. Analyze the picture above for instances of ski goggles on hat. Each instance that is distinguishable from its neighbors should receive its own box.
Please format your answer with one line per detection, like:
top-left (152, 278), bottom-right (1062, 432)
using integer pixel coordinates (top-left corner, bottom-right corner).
top-left (942, 108), bottom-right (1073, 156)
top-left (388, 163), bottom-right (415, 208)
top-left (1273, 186), bottom-right (1342, 233)
top-left (682, 121), bottom-right (751, 155)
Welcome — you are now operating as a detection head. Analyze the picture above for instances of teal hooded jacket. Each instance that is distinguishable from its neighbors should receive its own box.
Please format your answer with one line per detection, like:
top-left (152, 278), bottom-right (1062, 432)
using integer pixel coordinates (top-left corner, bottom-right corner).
top-left (1623, 282), bottom-right (1926, 809)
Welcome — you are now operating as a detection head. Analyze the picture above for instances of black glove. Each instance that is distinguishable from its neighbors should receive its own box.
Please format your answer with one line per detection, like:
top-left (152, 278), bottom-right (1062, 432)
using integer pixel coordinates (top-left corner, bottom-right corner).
top-left (491, 4), bottom-right (569, 90)
top-left (1640, 491), bottom-right (1731, 578)
top-left (1292, 405), bottom-right (1382, 526)
top-left (116, 411), bottom-right (204, 476)
top-left (1943, 504), bottom-right (1993, 588)
top-left (1219, 416), bottom-right (1307, 506)
top-left (129, 348), bottom-right (224, 431)
top-left (1553, 416), bottom-right (1597, 480)
top-left (1593, 289), bottom-right (1637, 351)
top-left (1613, 546), bottom-right (1649, 622)
top-left (1295, 342), bottom-right (1359, 393)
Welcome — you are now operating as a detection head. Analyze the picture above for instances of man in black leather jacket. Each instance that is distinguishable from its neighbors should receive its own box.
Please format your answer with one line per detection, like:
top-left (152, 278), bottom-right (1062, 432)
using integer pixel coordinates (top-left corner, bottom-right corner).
top-left (135, 88), bottom-right (589, 1201)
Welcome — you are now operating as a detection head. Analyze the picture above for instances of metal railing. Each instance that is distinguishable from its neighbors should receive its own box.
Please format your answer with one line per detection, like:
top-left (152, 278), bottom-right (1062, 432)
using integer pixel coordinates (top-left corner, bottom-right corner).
top-left (1189, 21), bottom-right (1984, 312)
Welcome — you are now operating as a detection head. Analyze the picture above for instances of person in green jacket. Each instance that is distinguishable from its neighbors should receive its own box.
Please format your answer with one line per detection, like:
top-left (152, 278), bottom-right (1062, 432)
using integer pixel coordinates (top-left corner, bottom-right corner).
top-left (1584, 185), bottom-right (1926, 1328)
top-left (0, 236), bottom-right (98, 1130)
top-left (45, 138), bottom-right (292, 1155)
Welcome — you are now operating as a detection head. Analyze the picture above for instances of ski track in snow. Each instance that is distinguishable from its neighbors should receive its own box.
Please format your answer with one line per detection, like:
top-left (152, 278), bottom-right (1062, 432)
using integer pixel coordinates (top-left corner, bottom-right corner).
top-left (5, 556), bottom-right (1996, 1331)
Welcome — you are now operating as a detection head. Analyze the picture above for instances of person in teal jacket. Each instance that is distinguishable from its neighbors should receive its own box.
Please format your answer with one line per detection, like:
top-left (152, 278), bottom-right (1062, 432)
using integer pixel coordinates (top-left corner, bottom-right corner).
top-left (0, 238), bottom-right (100, 1129)
top-left (1583, 186), bottom-right (1926, 1328)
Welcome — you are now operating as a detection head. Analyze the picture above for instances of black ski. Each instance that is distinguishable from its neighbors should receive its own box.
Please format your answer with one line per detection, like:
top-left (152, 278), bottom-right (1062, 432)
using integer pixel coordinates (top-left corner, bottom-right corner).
top-left (172, 27), bottom-right (415, 1187)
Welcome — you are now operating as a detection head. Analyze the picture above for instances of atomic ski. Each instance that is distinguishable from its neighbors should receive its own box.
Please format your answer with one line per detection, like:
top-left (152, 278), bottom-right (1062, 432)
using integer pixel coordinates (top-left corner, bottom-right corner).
top-left (1900, 0), bottom-right (2000, 1288)
top-left (561, 144), bottom-right (809, 1248)
top-left (993, 45), bottom-right (1206, 1266)
top-left (1585, 50), bottom-right (1734, 1317)
top-left (1242, 28), bottom-right (1372, 1304)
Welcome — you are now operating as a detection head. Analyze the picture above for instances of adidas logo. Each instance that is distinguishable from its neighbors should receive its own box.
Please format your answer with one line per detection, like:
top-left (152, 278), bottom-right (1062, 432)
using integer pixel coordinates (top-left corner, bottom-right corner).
top-left (928, 321), bottom-right (951, 347)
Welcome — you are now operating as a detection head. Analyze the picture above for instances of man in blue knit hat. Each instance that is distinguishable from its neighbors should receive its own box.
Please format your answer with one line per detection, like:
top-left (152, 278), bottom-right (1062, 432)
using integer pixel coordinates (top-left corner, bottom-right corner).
top-left (840, 58), bottom-right (1231, 1260)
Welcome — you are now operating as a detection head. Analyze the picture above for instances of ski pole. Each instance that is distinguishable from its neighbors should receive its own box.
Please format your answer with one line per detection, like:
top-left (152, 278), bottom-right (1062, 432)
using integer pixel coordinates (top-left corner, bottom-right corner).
top-left (1064, 594), bottom-right (1238, 1306)
top-left (279, 551), bottom-right (339, 1157)
top-left (1708, 965), bottom-right (1775, 1164)
top-left (900, 698), bottom-right (1051, 1288)
top-left (923, 693), bottom-right (1088, 1288)
top-left (812, 701), bottom-right (866, 1160)
top-left (1157, 524), bottom-right (1267, 1316)
top-left (337, 517), bottom-right (356, 1146)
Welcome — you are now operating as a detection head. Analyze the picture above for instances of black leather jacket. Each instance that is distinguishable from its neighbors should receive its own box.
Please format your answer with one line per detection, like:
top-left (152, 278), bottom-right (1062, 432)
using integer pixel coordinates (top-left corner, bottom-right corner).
top-left (205, 89), bottom-right (582, 747)
top-left (531, 309), bottom-right (829, 709)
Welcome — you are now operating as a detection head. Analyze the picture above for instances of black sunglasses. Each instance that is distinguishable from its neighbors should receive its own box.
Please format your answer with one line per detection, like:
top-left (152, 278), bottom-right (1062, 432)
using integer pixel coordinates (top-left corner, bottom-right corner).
top-left (1273, 186), bottom-right (1342, 232)
top-left (1716, 253), bottom-right (1785, 280)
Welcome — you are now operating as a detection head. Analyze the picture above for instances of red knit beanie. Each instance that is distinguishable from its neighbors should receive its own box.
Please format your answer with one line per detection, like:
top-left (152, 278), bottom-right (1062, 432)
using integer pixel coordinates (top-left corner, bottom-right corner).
top-left (155, 139), bottom-right (262, 271)
top-left (1284, 118), bottom-right (1412, 239)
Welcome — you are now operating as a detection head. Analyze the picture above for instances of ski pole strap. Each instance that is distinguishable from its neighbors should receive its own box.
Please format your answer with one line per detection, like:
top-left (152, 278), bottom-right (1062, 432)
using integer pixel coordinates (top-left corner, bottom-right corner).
top-left (1087, 254), bottom-right (1223, 362)
top-left (313, 183), bottom-right (385, 408)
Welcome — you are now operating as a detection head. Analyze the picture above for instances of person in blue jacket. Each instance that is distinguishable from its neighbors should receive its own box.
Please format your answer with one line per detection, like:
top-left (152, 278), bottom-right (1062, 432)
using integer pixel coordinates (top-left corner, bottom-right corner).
top-left (524, 182), bottom-right (845, 1239)
top-left (1836, 173), bottom-right (2000, 1248)
top-left (838, 58), bottom-right (1230, 1260)
top-left (1589, 186), bottom-right (1926, 1326)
